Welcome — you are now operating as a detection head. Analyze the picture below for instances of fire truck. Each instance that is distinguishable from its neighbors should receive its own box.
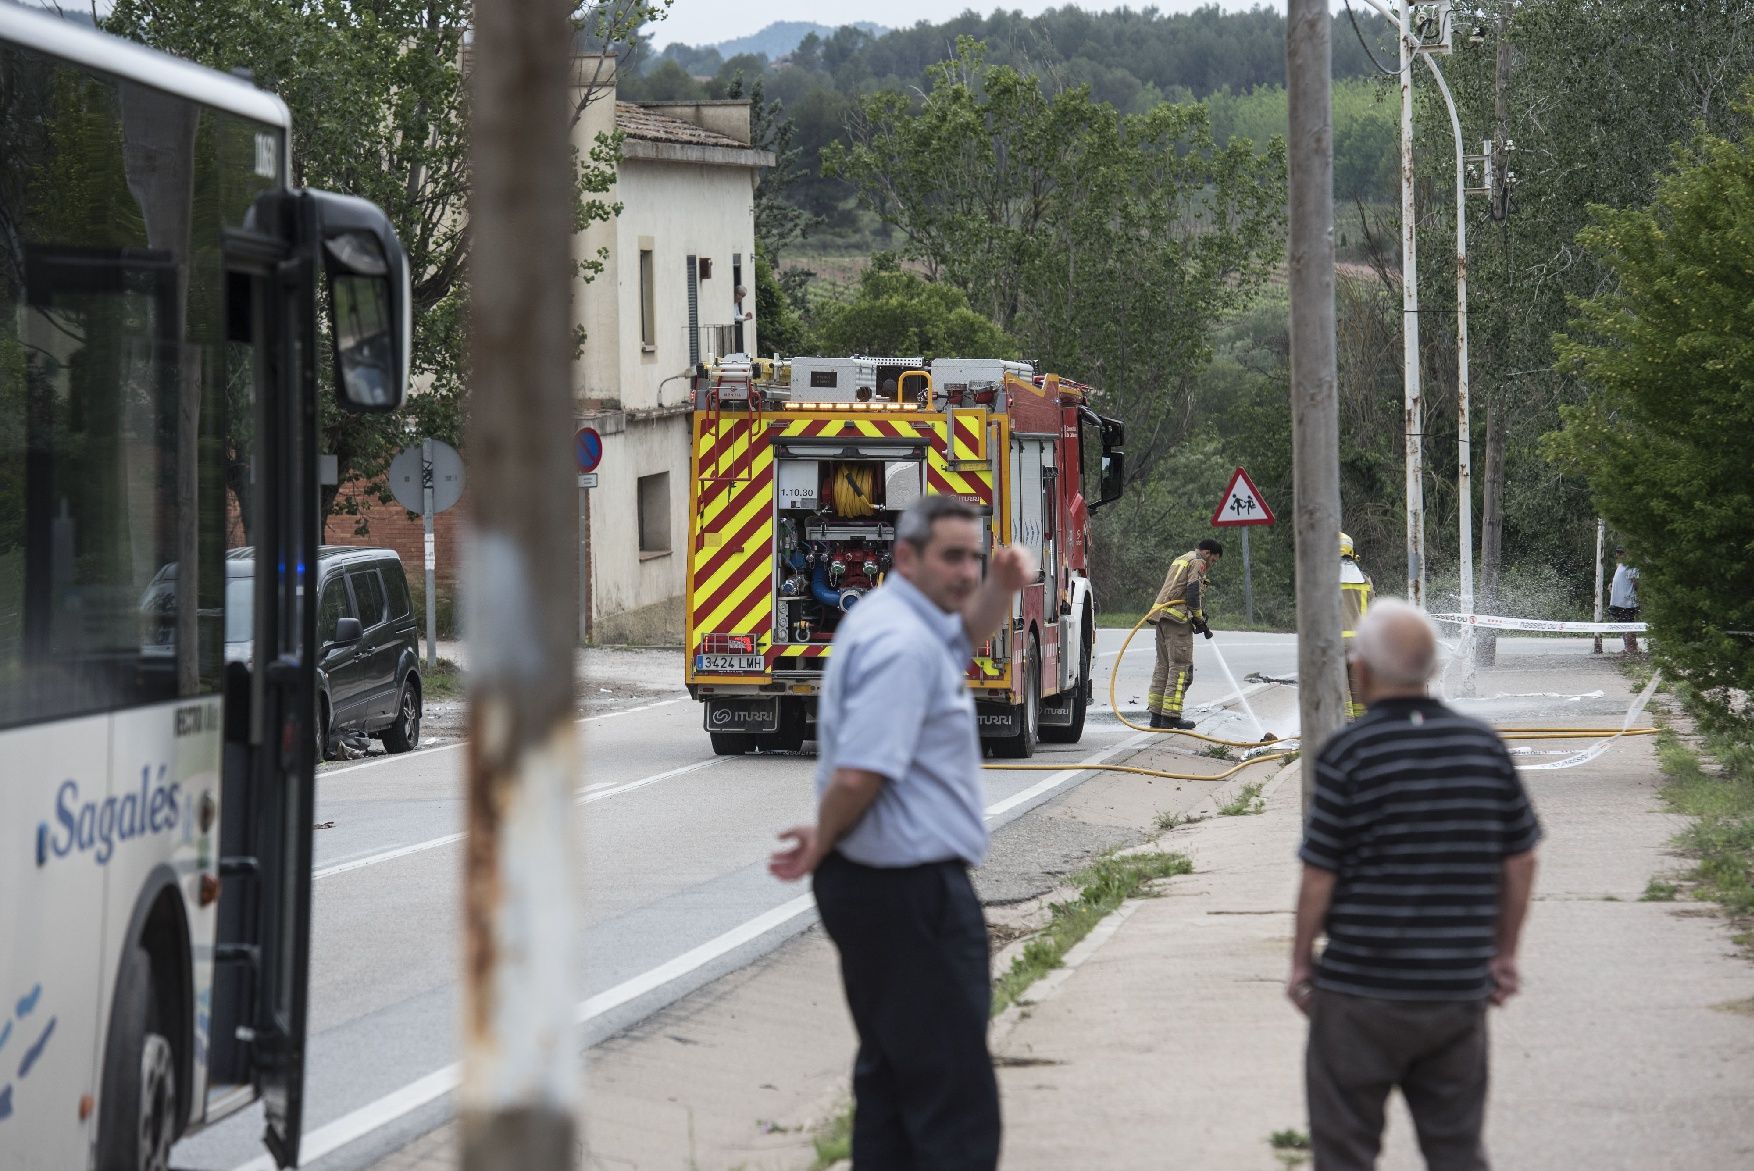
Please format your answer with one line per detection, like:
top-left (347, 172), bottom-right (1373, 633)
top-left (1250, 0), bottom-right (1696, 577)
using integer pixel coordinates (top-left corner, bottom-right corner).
top-left (684, 355), bottom-right (1126, 758)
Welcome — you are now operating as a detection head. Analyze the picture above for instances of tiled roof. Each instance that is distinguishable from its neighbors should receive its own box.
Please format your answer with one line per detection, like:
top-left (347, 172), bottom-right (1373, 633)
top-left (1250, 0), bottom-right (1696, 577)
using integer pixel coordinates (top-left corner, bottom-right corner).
top-left (614, 102), bottom-right (754, 151)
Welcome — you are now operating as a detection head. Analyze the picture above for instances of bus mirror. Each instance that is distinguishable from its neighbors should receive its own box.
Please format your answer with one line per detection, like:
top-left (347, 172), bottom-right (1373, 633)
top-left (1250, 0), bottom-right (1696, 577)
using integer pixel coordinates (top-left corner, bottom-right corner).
top-left (308, 190), bottom-right (411, 413)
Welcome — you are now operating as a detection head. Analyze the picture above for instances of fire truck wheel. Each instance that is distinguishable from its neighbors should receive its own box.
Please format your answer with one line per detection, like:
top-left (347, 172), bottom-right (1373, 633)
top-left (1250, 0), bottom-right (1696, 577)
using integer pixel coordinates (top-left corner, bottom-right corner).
top-left (988, 641), bottom-right (1040, 759)
top-left (1041, 615), bottom-right (1092, 745)
top-left (709, 732), bottom-right (752, 756)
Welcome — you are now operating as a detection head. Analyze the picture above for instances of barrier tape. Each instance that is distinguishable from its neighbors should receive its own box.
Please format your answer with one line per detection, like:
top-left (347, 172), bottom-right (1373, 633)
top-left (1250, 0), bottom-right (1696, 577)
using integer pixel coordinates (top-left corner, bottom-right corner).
top-left (1432, 612), bottom-right (1648, 634)
top-left (1516, 670), bottom-right (1662, 772)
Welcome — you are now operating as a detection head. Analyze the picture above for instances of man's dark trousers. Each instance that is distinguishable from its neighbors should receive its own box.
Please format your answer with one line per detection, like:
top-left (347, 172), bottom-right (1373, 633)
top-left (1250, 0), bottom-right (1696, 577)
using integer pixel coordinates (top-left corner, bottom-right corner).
top-left (813, 852), bottom-right (1000, 1170)
top-left (1307, 990), bottom-right (1490, 1171)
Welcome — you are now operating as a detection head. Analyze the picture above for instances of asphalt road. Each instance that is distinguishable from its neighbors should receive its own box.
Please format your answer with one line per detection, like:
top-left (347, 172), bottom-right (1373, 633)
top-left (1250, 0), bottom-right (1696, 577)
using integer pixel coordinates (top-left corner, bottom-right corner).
top-left (170, 625), bottom-right (1309, 1170)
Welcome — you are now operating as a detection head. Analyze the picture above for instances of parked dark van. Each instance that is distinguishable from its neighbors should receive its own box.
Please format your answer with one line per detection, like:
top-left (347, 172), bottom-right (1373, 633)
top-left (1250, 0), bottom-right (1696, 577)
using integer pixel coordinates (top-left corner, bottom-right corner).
top-left (208, 546), bottom-right (423, 759)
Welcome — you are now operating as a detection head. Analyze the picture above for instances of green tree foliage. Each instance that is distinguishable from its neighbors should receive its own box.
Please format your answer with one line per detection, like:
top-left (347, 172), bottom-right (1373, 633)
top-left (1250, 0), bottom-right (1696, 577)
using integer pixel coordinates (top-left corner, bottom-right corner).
top-left (1405, 0), bottom-right (1754, 598)
top-left (810, 255), bottom-right (1016, 362)
top-left (103, 0), bottom-right (664, 523)
top-left (624, 7), bottom-right (1401, 234)
top-left (1549, 108), bottom-right (1754, 720)
top-left (825, 40), bottom-right (1284, 487)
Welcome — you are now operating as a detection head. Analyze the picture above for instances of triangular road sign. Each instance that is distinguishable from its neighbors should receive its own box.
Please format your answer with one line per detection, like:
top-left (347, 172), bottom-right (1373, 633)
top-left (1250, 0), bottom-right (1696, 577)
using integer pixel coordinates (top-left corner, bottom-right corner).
top-left (1211, 466), bottom-right (1275, 527)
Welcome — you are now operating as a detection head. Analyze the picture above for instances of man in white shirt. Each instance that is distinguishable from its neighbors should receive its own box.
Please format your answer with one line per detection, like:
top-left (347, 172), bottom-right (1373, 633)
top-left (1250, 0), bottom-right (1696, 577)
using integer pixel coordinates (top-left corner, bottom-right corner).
top-left (1609, 546), bottom-right (1641, 654)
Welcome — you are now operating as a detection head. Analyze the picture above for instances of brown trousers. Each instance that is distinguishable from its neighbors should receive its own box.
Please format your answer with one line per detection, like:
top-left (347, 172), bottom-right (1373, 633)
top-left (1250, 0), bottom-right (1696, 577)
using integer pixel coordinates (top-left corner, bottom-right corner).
top-left (1306, 990), bottom-right (1491, 1171)
top-left (1147, 619), bottom-right (1193, 717)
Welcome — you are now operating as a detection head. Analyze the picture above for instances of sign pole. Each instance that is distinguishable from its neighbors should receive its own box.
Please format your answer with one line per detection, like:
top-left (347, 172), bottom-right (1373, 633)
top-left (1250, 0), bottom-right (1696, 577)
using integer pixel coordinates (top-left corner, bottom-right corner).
top-left (1592, 518), bottom-right (1605, 655)
top-left (423, 436), bottom-right (437, 670)
top-left (1242, 526), bottom-right (1254, 626)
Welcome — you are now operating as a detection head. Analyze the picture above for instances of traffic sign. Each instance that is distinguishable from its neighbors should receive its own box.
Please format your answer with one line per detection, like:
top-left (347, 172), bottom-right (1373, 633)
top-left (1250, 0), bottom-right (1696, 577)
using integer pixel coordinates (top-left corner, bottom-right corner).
top-left (575, 427), bottom-right (603, 474)
top-left (576, 472), bottom-right (598, 489)
top-left (1211, 466), bottom-right (1275, 527)
top-left (388, 439), bottom-right (465, 514)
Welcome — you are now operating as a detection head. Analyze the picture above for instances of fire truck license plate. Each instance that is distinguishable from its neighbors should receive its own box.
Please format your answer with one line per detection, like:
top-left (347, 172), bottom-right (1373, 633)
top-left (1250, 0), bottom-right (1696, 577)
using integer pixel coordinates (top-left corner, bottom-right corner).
top-left (695, 653), bottom-right (765, 672)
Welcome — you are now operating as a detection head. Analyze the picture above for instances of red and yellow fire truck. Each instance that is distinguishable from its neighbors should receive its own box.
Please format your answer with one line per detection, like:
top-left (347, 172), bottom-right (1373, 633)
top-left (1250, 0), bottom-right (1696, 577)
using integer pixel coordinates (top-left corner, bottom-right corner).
top-left (684, 355), bottom-right (1125, 758)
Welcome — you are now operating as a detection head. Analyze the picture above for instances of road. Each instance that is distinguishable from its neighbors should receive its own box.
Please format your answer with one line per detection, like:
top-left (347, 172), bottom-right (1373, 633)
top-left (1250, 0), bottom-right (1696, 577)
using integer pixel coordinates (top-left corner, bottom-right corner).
top-left (173, 628), bottom-right (1307, 1170)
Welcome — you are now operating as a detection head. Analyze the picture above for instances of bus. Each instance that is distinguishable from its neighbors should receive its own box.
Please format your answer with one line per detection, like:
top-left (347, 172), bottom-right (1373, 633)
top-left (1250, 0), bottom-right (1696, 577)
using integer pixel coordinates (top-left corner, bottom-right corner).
top-left (0, 7), bottom-right (410, 1169)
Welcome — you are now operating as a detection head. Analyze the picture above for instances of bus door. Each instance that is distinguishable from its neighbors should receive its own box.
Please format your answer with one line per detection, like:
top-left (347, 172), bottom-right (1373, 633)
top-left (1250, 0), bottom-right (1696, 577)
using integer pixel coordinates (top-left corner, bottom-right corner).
top-left (206, 221), bottom-right (319, 1166)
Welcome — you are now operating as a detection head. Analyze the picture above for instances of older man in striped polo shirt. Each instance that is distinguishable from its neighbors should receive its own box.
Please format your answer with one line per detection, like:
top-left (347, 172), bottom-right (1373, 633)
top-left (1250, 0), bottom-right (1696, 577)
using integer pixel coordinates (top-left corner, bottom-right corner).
top-left (1288, 598), bottom-right (1542, 1171)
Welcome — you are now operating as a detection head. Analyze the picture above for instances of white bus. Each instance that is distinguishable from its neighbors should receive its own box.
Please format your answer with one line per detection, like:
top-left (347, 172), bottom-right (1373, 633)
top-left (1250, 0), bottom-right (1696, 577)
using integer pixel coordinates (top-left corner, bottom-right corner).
top-left (0, 8), bottom-right (410, 1169)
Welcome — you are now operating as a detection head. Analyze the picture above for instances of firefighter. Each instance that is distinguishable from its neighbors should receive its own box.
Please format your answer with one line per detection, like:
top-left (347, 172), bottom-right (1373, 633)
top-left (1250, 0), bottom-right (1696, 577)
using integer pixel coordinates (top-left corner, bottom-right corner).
top-left (1341, 531), bottom-right (1374, 719)
top-left (1147, 538), bottom-right (1222, 729)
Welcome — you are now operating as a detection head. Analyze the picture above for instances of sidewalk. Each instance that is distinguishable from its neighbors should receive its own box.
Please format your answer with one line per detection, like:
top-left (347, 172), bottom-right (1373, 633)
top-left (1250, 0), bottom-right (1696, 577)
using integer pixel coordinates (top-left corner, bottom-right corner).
top-left (371, 655), bottom-right (1754, 1171)
top-left (994, 676), bottom-right (1754, 1168)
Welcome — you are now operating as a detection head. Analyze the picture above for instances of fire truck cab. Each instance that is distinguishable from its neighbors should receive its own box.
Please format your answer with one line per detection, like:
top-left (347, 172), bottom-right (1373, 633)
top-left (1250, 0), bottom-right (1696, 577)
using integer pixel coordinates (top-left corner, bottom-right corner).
top-left (685, 354), bottom-right (1125, 758)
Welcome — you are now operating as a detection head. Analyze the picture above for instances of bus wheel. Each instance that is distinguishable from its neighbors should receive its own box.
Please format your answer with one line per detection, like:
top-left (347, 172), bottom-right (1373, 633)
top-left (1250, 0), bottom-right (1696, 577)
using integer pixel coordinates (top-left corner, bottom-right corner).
top-left (383, 676), bottom-right (422, 754)
top-left (98, 946), bottom-right (178, 1171)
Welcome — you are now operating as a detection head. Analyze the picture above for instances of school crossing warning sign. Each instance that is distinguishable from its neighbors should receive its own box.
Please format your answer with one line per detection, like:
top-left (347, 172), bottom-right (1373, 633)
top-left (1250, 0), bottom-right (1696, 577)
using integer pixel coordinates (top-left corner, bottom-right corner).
top-left (1211, 466), bottom-right (1275, 527)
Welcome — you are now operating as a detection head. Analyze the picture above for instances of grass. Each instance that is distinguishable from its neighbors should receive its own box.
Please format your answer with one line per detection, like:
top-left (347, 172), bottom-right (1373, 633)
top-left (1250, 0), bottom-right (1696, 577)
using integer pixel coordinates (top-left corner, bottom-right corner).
top-left (1270, 1126), bottom-right (1313, 1168)
top-left (809, 850), bottom-right (1194, 1165)
top-left (1641, 878), bottom-right (1679, 902)
top-left (808, 1109), bottom-right (852, 1169)
top-left (1202, 744), bottom-right (1235, 761)
top-left (991, 850), bottom-right (1194, 1016)
top-left (1218, 781), bottom-right (1267, 816)
top-left (1152, 809), bottom-right (1206, 834)
top-left (1655, 723), bottom-right (1754, 932)
top-left (421, 656), bottom-right (465, 701)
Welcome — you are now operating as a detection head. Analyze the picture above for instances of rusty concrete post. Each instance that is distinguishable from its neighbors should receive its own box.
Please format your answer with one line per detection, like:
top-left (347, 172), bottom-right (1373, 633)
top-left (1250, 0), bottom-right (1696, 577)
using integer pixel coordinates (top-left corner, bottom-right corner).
top-left (1398, 0), bottom-right (1426, 608)
top-left (1286, 0), bottom-right (1347, 814)
top-left (461, 0), bottom-right (581, 1165)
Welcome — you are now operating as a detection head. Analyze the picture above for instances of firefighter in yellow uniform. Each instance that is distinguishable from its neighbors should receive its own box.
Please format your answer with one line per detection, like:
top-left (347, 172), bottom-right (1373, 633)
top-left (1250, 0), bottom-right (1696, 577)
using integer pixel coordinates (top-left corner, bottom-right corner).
top-left (1147, 539), bottom-right (1223, 729)
top-left (1340, 531), bottom-right (1374, 718)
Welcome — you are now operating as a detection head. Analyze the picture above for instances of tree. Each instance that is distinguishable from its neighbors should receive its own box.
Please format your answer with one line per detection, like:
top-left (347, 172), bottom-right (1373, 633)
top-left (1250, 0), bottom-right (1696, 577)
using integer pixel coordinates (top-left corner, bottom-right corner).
top-left (825, 39), bottom-right (1284, 485)
top-left (104, 0), bottom-right (666, 523)
top-left (1410, 0), bottom-right (1754, 612)
top-left (1548, 102), bottom-right (1754, 726)
top-left (810, 255), bottom-right (1016, 361)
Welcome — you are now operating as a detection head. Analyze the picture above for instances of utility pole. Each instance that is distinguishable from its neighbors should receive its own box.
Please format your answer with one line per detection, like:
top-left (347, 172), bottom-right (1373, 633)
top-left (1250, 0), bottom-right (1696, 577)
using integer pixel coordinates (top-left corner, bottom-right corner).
top-left (1399, 0), bottom-right (1426, 608)
top-left (1286, 0), bottom-right (1346, 813)
top-left (461, 0), bottom-right (581, 1165)
top-left (1477, 0), bottom-right (1512, 667)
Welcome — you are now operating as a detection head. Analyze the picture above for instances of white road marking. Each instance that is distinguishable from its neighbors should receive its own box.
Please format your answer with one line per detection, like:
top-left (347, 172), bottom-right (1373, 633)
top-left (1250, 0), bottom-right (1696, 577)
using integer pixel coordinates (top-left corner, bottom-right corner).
top-left (313, 753), bottom-right (726, 881)
top-left (317, 697), bottom-right (689, 779)
top-left (241, 730), bottom-right (1161, 1170)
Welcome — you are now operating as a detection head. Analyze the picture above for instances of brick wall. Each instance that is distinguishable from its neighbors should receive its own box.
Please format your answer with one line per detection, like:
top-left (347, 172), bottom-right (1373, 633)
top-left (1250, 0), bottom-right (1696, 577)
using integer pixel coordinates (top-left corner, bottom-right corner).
top-left (322, 481), bottom-right (468, 585)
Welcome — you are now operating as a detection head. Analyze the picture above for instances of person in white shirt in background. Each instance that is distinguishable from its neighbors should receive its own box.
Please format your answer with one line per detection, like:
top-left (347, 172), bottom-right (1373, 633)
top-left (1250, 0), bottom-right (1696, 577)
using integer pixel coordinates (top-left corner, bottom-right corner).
top-left (1609, 546), bottom-right (1642, 654)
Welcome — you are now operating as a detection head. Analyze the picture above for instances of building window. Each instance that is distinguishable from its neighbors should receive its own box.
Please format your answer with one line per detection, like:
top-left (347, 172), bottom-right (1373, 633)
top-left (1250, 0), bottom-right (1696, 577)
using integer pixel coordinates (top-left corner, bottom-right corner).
top-left (637, 472), bottom-right (670, 557)
top-left (639, 247), bottom-right (656, 349)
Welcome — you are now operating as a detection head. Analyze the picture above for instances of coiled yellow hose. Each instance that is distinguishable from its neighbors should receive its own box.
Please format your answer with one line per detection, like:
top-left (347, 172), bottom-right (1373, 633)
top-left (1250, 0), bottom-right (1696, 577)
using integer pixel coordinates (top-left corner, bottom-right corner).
top-left (831, 463), bottom-right (878, 518)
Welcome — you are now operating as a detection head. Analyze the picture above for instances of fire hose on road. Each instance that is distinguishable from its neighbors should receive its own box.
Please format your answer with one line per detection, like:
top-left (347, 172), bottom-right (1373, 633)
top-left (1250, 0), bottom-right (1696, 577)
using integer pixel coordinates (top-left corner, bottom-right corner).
top-left (982, 609), bottom-right (1658, 782)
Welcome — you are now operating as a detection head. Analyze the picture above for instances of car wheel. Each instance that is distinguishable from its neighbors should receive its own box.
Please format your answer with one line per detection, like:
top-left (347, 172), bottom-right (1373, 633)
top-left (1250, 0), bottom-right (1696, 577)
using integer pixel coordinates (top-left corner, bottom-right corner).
top-left (382, 676), bottom-right (421, 754)
top-left (315, 697), bottom-right (332, 763)
top-left (97, 946), bottom-right (178, 1171)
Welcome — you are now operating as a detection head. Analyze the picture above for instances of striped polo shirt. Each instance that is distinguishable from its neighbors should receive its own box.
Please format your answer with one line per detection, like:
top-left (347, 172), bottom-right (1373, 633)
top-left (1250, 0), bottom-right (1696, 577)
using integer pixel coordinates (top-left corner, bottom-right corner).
top-left (1299, 697), bottom-right (1543, 1001)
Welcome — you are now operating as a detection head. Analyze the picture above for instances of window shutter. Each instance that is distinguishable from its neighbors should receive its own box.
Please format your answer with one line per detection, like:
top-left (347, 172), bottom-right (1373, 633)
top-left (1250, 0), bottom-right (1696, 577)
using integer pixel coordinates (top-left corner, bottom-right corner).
top-left (686, 254), bottom-right (699, 365)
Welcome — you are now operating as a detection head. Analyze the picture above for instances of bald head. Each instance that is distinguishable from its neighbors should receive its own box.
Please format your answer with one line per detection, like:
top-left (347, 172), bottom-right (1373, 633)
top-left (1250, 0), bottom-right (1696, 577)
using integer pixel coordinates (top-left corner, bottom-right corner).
top-left (1350, 598), bottom-right (1439, 693)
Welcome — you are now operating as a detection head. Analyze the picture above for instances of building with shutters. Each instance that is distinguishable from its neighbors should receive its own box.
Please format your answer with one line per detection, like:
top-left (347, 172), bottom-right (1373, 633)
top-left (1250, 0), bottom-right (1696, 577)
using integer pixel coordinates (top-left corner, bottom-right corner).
top-left (570, 79), bottom-right (773, 644)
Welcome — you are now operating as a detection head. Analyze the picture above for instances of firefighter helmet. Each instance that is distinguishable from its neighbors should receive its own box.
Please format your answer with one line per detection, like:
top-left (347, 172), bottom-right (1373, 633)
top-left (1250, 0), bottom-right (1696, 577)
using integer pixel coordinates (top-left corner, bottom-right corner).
top-left (1340, 532), bottom-right (1355, 559)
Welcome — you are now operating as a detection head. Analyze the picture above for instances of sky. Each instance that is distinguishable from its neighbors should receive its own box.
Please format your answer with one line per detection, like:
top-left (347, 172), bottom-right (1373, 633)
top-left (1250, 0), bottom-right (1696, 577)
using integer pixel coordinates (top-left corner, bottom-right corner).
top-left (646, 0), bottom-right (1282, 50)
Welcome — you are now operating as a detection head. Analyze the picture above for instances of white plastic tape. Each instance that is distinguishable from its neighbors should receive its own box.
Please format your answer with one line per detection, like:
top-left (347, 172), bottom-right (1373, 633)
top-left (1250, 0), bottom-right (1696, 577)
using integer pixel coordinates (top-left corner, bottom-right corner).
top-left (1432, 612), bottom-right (1648, 634)
top-left (1516, 670), bottom-right (1662, 772)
